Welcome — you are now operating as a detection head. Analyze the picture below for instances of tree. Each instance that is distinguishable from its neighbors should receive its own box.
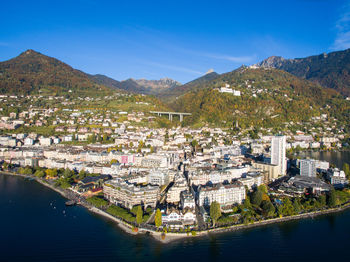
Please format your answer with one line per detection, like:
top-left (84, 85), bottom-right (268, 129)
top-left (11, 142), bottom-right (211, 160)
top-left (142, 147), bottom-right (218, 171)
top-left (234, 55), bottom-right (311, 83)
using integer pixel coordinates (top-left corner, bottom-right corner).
top-left (249, 128), bottom-right (259, 139)
top-left (164, 130), bottom-right (169, 143)
top-left (24, 167), bottom-right (33, 175)
top-left (110, 159), bottom-right (118, 165)
top-left (243, 196), bottom-right (252, 209)
top-left (327, 188), bottom-right (337, 208)
top-left (258, 184), bottom-right (268, 194)
top-left (292, 198), bottom-right (302, 213)
top-left (261, 200), bottom-right (275, 217)
top-left (19, 167), bottom-right (32, 175)
top-left (251, 189), bottom-right (263, 206)
top-left (282, 198), bottom-right (295, 216)
top-left (191, 139), bottom-right (198, 150)
top-left (130, 205), bottom-right (138, 215)
top-left (88, 134), bottom-right (96, 144)
top-left (63, 168), bottom-right (73, 178)
top-left (136, 205), bottom-right (143, 225)
top-left (318, 194), bottom-right (327, 207)
top-left (2, 162), bottom-right (9, 170)
top-left (34, 170), bottom-right (45, 178)
top-left (78, 170), bottom-right (88, 180)
top-left (210, 201), bottom-right (221, 227)
top-left (343, 163), bottom-right (350, 179)
top-left (155, 208), bottom-right (162, 228)
top-left (45, 168), bottom-right (58, 178)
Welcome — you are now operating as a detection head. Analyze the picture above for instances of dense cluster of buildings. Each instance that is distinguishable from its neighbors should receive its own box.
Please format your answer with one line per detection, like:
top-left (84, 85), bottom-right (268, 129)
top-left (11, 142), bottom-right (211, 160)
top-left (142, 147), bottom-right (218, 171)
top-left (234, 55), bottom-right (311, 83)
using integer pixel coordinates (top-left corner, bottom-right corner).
top-left (1, 126), bottom-right (347, 227)
top-left (0, 93), bottom-right (348, 229)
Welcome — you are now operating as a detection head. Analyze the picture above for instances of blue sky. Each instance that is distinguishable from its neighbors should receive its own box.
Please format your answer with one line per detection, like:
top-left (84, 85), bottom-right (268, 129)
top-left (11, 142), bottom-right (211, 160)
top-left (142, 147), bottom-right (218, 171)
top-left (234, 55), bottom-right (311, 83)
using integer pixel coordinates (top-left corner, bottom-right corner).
top-left (0, 0), bottom-right (349, 83)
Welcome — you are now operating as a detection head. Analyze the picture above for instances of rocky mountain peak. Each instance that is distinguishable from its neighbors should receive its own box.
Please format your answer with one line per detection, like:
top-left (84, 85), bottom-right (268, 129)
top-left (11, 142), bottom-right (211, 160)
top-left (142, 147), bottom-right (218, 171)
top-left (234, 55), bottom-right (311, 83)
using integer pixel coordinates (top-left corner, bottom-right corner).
top-left (254, 56), bottom-right (287, 68)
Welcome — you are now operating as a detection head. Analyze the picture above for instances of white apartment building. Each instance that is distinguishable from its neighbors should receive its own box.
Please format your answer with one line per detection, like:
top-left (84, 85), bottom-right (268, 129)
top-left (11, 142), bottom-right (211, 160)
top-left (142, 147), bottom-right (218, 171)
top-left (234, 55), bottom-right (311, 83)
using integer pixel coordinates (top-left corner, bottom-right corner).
top-left (300, 159), bottom-right (316, 177)
top-left (39, 137), bottom-right (52, 146)
top-left (271, 135), bottom-right (286, 176)
top-left (315, 160), bottom-right (330, 171)
top-left (148, 171), bottom-right (169, 186)
top-left (198, 181), bottom-right (245, 207)
top-left (238, 172), bottom-right (263, 190)
top-left (167, 174), bottom-right (188, 203)
top-left (180, 190), bottom-right (196, 209)
top-left (327, 168), bottom-right (348, 188)
top-left (189, 166), bottom-right (249, 186)
top-left (24, 137), bottom-right (34, 146)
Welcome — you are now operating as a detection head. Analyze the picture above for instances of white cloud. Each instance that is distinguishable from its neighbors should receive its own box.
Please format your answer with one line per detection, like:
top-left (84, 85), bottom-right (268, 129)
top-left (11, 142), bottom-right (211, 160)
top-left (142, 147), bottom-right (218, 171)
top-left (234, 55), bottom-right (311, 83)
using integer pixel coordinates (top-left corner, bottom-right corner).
top-left (141, 60), bottom-right (203, 76)
top-left (168, 45), bottom-right (256, 63)
top-left (332, 30), bottom-right (350, 50)
top-left (331, 3), bottom-right (350, 50)
top-left (202, 52), bottom-right (256, 63)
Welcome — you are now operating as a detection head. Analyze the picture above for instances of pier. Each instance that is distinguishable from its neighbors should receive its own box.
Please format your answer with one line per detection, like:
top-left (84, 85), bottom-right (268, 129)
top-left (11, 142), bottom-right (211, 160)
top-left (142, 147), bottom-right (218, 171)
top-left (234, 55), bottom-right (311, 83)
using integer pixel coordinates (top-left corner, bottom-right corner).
top-left (150, 111), bottom-right (192, 122)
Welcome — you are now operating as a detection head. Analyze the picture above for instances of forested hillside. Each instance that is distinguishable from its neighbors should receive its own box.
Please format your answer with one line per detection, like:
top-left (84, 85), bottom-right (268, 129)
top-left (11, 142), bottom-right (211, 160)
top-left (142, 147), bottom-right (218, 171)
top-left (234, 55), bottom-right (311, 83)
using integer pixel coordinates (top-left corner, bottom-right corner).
top-left (171, 67), bottom-right (349, 129)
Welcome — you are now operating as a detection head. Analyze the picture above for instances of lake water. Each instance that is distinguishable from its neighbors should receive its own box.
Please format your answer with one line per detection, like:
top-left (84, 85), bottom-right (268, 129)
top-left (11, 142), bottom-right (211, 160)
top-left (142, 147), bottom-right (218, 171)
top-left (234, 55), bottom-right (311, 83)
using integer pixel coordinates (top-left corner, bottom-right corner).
top-left (0, 151), bottom-right (349, 261)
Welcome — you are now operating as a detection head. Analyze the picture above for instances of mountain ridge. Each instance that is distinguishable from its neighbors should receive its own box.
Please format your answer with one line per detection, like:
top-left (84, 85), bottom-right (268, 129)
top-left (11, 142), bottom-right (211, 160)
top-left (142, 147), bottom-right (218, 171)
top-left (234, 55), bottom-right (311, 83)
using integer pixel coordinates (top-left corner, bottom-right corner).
top-left (91, 75), bottom-right (181, 95)
top-left (0, 49), bottom-right (113, 96)
top-left (254, 49), bottom-right (350, 96)
top-left (158, 71), bottom-right (220, 101)
top-left (0, 49), bottom-right (183, 96)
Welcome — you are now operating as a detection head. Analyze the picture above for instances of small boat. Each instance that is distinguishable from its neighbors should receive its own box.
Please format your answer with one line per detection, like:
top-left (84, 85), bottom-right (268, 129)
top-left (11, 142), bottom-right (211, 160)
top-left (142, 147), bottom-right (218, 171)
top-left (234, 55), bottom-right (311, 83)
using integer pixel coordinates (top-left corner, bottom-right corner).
top-left (65, 200), bottom-right (76, 206)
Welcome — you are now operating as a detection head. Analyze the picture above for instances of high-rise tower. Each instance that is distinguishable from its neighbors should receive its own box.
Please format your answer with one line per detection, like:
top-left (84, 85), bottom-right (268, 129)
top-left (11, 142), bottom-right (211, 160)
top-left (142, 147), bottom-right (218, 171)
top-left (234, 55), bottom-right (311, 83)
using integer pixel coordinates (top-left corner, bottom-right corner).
top-left (271, 136), bottom-right (286, 176)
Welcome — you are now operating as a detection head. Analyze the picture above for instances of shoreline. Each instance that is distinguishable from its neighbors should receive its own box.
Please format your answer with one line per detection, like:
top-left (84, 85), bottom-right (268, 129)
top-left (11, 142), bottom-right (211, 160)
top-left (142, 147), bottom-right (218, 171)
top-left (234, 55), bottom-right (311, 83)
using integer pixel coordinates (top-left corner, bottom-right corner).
top-left (1, 171), bottom-right (350, 244)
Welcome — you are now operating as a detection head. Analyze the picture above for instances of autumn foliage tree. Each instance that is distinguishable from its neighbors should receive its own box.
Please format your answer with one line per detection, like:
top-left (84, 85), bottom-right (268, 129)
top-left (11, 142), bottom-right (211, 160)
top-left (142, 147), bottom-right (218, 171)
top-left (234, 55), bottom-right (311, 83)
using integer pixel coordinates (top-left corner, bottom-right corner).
top-left (210, 201), bottom-right (221, 227)
top-left (155, 208), bottom-right (162, 228)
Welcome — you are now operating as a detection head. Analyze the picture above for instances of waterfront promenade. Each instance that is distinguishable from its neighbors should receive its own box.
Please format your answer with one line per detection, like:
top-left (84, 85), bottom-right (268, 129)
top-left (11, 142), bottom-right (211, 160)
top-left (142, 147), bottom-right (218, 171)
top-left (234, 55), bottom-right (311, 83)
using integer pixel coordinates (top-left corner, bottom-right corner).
top-left (2, 170), bottom-right (350, 243)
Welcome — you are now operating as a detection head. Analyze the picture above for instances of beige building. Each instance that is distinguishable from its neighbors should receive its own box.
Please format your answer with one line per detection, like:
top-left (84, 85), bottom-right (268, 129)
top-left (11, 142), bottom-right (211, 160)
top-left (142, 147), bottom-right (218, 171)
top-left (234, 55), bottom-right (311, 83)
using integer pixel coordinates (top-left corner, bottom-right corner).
top-left (166, 180), bottom-right (188, 203)
top-left (103, 179), bottom-right (159, 209)
top-left (252, 162), bottom-right (279, 182)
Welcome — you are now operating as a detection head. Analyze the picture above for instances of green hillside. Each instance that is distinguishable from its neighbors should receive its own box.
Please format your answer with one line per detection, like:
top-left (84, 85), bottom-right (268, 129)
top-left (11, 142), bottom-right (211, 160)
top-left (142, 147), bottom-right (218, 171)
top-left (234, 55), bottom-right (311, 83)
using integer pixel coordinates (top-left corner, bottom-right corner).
top-left (170, 67), bottom-right (349, 129)
top-left (0, 50), bottom-right (113, 96)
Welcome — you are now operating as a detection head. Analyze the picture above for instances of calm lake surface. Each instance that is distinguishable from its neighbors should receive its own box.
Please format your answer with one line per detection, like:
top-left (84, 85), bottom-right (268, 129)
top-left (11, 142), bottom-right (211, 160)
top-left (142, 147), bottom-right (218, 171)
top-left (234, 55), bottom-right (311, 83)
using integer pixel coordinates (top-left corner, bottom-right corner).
top-left (1, 151), bottom-right (349, 262)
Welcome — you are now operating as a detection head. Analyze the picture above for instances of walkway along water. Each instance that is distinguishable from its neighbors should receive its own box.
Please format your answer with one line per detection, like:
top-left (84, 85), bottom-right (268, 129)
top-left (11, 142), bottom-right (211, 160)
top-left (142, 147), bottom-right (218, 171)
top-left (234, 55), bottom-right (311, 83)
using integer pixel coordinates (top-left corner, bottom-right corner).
top-left (2, 170), bottom-right (350, 243)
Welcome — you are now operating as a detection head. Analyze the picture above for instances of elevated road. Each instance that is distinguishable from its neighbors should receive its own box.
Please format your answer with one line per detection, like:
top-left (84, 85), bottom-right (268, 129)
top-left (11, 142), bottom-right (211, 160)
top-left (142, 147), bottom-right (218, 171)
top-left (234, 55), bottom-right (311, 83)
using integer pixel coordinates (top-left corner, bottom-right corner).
top-left (150, 111), bottom-right (192, 122)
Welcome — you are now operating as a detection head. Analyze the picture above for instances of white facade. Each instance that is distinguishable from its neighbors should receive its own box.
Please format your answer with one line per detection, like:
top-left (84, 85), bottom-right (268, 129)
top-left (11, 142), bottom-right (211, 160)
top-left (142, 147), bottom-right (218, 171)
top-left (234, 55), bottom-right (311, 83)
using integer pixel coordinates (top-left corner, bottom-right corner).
top-left (300, 159), bottom-right (316, 177)
top-left (198, 181), bottom-right (245, 207)
top-left (24, 137), bottom-right (34, 146)
top-left (39, 137), bottom-right (52, 146)
top-left (315, 160), bottom-right (329, 171)
top-left (219, 87), bottom-right (241, 96)
top-left (148, 171), bottom-right (169, 186)
top-left (167, 174), bottom-right (188, 203)
top-left (180, 190), bottom-right (196, 209)
top-left (327, 168), bottom-right (348, 188)
top-left (271, 136), bottom-right (286, 176)
top-left (162, 209), bottom-right (197, 226)
top-left (238, 172), bottom-right (263, 190)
